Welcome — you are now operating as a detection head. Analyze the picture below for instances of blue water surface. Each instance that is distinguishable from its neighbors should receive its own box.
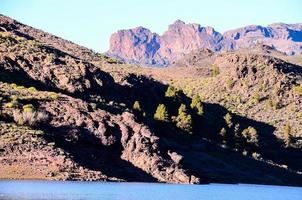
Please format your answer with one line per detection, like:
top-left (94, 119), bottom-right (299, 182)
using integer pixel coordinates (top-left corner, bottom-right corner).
top-left (0, 180), bottom-right (301, 200)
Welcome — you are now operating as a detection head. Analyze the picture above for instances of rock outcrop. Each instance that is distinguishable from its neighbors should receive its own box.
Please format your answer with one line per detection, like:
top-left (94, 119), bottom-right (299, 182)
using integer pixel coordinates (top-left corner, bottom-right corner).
top-left (108, 21), bottom-right (302, 66)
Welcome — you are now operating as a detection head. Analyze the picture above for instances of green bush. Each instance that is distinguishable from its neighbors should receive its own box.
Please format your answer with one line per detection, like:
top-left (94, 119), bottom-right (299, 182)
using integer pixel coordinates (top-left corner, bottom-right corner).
top-left (154, 104), bottom-right (169, 122)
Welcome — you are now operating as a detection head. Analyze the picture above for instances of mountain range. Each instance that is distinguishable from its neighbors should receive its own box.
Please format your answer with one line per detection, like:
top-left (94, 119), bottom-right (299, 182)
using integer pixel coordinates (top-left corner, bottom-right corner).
top-left (108, 20), bottom-right (302, 66)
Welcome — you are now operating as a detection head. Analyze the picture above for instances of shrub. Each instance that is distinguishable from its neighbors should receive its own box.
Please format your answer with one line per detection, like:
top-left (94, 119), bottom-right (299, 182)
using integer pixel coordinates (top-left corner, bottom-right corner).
top-left (28, 87), bottom-right (37, 93)
top-left (154, 104), bottom-right (169, 122)
top-left (267, 99), bottom-right (278, 109)
top-left (10, 95), bottom-right (18, 102)
top-left (174, 104), bottom-right (193, 133)
top-left (224, 113), bottom-right (233, 128)
top-left (23, 104), bottom-right (34, 113)
top-left (133, 101), bottom-right (142, 112)
top-left (273, 85), bottom-right (280, 96)
top-left (294, 83), bottom-right (302, 96)
top-left (13, 110), bottom-right (48, 126)
top-left (190, 95), bottom-right (204, 116)
top-left (242, 126), bottom-right (259, 145)
top-left (10, 83), bottom-right (17, 89)
top-left (5, 102), bottom-right (14, 108)
top-left (90, 103), bottom-right (97, 110)
top-left (253, 92), bottom-right (260, 104)
top-left (16, 86), bottom-right (25, 90)
top-left (226, 79), bottom-right (233, 90)
top-left (48, 92), bottom-right (58, 100)
top-left (211, 65), bottom-right (220, 77)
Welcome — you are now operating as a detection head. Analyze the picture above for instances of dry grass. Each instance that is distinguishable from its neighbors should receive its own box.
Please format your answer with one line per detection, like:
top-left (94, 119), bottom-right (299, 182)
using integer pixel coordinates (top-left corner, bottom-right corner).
top-left (13, 110), bottom-right (48, 126)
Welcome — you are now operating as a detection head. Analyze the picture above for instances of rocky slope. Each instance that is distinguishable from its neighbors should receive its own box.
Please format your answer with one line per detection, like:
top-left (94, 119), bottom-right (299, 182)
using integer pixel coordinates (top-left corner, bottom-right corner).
top-left (108, 20), bottom-right (302, 66)
top-left (1, 15), bottom-right (302, 186)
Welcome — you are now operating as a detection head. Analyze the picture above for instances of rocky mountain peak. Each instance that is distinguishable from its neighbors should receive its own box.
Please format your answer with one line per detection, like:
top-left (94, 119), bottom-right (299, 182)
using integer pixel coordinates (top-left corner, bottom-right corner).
top-left (108, 21), bottom-right (302, 66)
top-left (168, 19), bottom-right (186, 29)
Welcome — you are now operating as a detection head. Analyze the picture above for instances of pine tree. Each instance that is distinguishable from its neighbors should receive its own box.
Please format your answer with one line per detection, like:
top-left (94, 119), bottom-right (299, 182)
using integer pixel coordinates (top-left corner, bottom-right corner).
top-left (220, 127), bottom-right (227, 144)
top-left (175, 104), bottom-right (193, 134)
top-left (224, 113), bottom-right (233, 128)
top-left (133, 101), bottom-right (141, 112)
top-left (154, 104), bottom-right (169, 122)
top-left (190, 95), bottom-right (204, 116)
top-left (242, 126), bottom-right (259, 145)
top-left (165, 86), bottom-right (179, 98)
top-left (283, 124), bottom-right (291, 147)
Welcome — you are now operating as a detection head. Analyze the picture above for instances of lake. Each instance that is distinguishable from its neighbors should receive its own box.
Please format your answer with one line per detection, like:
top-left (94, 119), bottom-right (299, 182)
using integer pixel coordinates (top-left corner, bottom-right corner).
top-left (0, 180), bottom-right (301, 200)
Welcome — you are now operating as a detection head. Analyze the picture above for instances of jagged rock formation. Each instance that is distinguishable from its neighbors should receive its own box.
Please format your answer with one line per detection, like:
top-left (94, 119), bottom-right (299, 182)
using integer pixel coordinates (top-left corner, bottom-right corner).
top-left (108, 20), bottom-right (302, 66)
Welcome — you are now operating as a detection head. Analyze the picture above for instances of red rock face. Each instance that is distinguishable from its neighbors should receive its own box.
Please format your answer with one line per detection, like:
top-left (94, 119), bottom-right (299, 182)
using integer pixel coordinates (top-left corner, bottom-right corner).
top-left (108, 20), bottom-right (302, 66)
top-left (109, 27), bottom-right (161, 65)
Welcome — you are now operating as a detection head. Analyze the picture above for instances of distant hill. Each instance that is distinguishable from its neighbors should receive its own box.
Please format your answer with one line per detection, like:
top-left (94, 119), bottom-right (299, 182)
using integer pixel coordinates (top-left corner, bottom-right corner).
top-left (108, 20), bottom-right (302, 66)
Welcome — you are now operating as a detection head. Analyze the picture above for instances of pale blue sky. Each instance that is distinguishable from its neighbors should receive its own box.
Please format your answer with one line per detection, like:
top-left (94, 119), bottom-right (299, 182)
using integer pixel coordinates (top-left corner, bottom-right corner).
top-left (1, 0), bottom-right (302, 52)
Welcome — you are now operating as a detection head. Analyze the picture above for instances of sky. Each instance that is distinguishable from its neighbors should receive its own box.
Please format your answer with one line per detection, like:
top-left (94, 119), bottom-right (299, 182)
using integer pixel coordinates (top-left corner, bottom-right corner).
top-left (1, 0), bottom-right (302, 52)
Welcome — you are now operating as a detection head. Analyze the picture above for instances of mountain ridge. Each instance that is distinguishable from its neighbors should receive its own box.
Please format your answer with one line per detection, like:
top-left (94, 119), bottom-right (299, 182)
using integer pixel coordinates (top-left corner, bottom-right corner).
top-left (108, 20), bottom-right (302, 66)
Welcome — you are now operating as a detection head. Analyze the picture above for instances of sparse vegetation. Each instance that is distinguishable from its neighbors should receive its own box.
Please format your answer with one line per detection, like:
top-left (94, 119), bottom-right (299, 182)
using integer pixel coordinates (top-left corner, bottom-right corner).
top-left (1, 14), bottom-right (302, 185)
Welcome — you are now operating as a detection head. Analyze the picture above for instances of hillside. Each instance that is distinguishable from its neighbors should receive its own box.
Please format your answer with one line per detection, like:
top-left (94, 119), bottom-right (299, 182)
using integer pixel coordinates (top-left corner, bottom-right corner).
top-left (108, 20), bottom-right (302, 66)
top-left (1, 15), bottom-right (302, 186)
